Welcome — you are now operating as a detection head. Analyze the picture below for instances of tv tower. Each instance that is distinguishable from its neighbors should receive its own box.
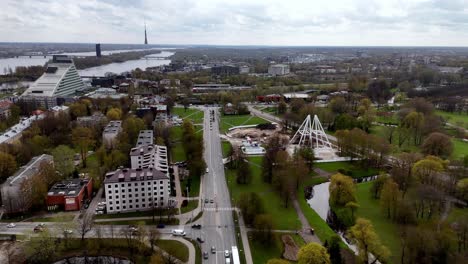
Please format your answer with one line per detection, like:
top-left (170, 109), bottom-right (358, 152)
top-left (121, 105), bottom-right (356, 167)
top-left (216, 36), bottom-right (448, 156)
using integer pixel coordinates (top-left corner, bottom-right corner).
top-left (144, 22), bottom-right (148, 45)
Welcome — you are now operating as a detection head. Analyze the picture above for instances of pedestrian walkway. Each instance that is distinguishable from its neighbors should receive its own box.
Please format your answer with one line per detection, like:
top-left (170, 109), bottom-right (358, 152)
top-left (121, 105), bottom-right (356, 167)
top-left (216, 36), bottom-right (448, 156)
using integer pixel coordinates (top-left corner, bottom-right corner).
top-left (173, 166), bottom-right (183, 210)
top-left (237, 210), bottom-right (253, 264)
top-left (292, 199), bottom-right (321, 244)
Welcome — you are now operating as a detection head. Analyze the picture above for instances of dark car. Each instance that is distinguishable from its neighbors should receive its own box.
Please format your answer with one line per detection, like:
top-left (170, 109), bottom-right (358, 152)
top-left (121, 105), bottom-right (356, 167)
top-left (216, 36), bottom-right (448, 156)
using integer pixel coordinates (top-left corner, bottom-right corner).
top-left (157, 223), bottom-right (166, 229)
top-left (33, 226), bottom-right (43, 233)
top-left (191, 224), bottom-right (202, 229)
top-left (203, 252), bottom-right (209, 259)
top-left (197, 237), bottom-right (205, 243)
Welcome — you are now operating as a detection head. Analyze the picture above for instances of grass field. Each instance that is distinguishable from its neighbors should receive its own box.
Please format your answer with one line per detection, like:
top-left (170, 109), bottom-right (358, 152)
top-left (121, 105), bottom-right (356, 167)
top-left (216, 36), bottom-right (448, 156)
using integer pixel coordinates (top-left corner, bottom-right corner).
top-left (355, 182), bottom-right (401, 264)
top-left (181, 200), bottom-right (198, 214)
top-left (226, 156), bottom-right (301, 230)
top-left (182, 174), bottom-right (201, 197)
top-left (315, 161), bottom-right (380, 179)
top-left (172, 107), bottom-right (204, 124)
top-left (452, 138), bottom-right (468, 159)
top-left (221, 141), bottom-right (232, 158)
top-left (248, 232), bottom-right (305, 264)
top-left (370, 125), bottom-right (420, 153)
top-left (436, 110), bottom-right (468, 129)
top-left (219, 114), bottom-right (269, 133)
top-left (155, 240), bottom-right (189, 262)
top-left (95, 218), bottom-right (179, 225)
top-left (30, 214), bottom-right (75, 222)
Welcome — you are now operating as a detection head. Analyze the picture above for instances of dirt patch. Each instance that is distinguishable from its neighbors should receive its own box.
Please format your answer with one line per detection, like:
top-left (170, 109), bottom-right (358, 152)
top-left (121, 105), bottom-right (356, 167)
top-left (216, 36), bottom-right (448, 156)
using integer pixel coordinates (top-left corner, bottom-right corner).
top-left (0, 241), bottom-right (25, 264)
top-left (281, 235), bottom-right (299, 261)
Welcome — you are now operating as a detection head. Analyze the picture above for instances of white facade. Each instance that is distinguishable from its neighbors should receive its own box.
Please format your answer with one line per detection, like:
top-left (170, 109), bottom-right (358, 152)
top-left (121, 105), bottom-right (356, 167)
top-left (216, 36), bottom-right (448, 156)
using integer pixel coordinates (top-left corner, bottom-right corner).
top-left (130, 144), bottom-right (169, 175)
top-left (268, 64), bottom-right (290, 76)
top-left (104, 168), bottom-right (171, 213)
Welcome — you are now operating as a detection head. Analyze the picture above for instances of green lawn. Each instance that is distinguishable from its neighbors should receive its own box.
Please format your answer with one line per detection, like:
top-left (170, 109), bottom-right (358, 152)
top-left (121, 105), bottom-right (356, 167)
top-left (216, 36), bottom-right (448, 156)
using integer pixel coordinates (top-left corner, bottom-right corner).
top-left (226, 156), bottom-right (301, 230)
top-left (220, 114), bottom-right (269, 133)
top-left (181, 200), bottom-right (198, 214)
top-left (95, 218), bottom-right (179, 225)
top-left (436, 110), bottom-right (468, 129)
top-left (355, 182), bottom-right (401, 264)
top-left (249, 232), bottom-right (304, 264)
top-left (375, 113), bottom-right (398, 124)
top-left (182, 174), bottom-right (200, 197)
top-left (95, 209), bottom-right (173, 219)
top-left (172, 107), bottom-right (204, 124)
top-left (171, 142), bottom-right (185, 162)
top-left (155, 240), bottom-right (189, 262)
top-left (445, 206), bottom-right (468, 224)
top-left (221, 141), bottom-right (232, 158)
top-left (452, 138), bottom-right (468, 159)
top-left (315, 161), bottom-right (379, 179)
top-left (30, 214), bottom-right (75, 222)
top-left (370, 125), bottom-right (420, 154)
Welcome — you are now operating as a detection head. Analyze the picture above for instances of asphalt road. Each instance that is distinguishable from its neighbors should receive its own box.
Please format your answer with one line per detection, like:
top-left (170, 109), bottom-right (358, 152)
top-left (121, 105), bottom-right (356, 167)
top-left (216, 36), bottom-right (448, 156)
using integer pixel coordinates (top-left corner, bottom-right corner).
top-left (197, 107), bottom-right (237, 264)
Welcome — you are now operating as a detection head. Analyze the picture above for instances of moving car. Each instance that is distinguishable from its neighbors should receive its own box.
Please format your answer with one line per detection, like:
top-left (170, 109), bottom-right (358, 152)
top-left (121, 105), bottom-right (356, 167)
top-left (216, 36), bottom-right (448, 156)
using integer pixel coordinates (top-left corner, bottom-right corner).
top-left (224, 250), bottom-right (230, 258)
top-left (203, 252), bottom-right (209, 259)
top-left (6, 223), bottom-right (16, 228)
top-left (211, 246), bottom-right (216, 254)
top-left (171, 229), bottom-right (186, 236)
top-left (33, 226), bottom-right (43, 233)
top-left (197, 236), bottom-right (205, 243)
top-left (64, 229), bottom-right (73, 234)
top-left (191, 224), bottom-right (202, 229)
top-left (157, 223), bottom-right (165, 229)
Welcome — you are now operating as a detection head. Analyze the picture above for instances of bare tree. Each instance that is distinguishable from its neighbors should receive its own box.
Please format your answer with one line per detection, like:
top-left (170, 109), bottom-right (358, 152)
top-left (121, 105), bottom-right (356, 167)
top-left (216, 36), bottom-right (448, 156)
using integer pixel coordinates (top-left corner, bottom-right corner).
top-left (77, 213), bottom-right (94, 243)
top-left (148, 228), bottom-right (161, 251)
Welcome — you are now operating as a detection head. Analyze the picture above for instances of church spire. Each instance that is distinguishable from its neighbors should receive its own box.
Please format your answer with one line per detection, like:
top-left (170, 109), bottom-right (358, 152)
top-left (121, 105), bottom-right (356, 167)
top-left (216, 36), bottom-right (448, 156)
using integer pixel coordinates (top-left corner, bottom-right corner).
top-left (144, 22), bottom-right (148, 45)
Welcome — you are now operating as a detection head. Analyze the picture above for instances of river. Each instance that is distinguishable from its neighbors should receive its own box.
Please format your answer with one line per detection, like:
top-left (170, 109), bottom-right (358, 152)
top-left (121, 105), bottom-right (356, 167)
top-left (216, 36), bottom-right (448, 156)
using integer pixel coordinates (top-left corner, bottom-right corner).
top-left (78, 51), bottom-right (174, 77)
top-left (0, 48), bottom-right (174, 74)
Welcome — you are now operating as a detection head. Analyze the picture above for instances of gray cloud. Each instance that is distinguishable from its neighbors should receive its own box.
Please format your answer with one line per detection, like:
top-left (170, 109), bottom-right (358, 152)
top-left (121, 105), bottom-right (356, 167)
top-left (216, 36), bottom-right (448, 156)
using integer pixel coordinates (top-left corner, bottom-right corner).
top-left (1, 0), bottom-right (468, 46)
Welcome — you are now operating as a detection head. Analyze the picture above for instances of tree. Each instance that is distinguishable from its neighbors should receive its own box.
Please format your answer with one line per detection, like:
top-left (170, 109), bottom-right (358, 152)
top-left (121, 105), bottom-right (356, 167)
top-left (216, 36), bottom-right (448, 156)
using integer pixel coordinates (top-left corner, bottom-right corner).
top-left (72, 127), bottom-right (95, 168)
top-left (297, 242), bottom-right (331, 264)
top-left (380, 178), bottom-right (401, 219)
top-left (106, 107), bottom-right (122, 120)
top-left (357, 98), bottom-right (376, 132)
top-left (326, 235), bottom-right (342, 264)
top-left (51, 145), bottom-right (75, 177)
top-left (267, 259), bottom-right (290, 264)
top-left (238, 192), bottom-right (264, 225)
top-left (367, 79), bottom-right (391, 104)
top-left (24, 229), bottom-right (57, 264)
top-left (329, 173), bottom-right (356, 207)
top-left (253, 214), bottom-right (274, 244)
top-left (412, 156), bottom-right (445, 186)
top-left (236, 159), bottom-right (252, 184)
top-left (347, 218), bottom-right (390, 264)
top-left (402, 111), bottom-right (425, 145)
top-left (0, 151), bottom-right (17, 182)
top-left (298, 146), bottom-right (315, 171)
top-left (329, 97), bottom-right (348, 115)
top-left (148, 228), bottom-right (161, 251)
top-left (370, 174), bottom-right (388, 199)
top-left (391, 152), bottom-right (421, 197)
top-left (278, 99), bottom-right (287, 114)
top-left (421, 132), bottom-right (453, 158)
top-left (77, 213), bottom-right (94, 243)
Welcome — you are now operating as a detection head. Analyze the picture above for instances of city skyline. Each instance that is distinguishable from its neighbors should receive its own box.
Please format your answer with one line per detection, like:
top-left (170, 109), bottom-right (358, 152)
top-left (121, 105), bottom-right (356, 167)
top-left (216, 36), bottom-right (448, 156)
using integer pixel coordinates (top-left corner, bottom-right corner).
top-left (1, 0), bottom-right (468, 46)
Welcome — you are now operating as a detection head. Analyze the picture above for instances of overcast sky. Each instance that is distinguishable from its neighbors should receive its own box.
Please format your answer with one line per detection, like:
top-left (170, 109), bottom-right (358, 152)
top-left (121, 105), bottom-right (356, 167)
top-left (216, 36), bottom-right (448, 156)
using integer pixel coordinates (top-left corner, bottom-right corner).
top-left (1, 0), bottom-right (468, 46)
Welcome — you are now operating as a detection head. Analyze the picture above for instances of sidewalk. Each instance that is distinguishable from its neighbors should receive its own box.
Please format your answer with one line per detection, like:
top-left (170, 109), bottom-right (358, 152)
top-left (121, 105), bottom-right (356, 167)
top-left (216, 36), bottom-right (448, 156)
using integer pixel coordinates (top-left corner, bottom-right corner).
top-left (292, 199), bottom-right (321, 244)
top-left (237, 210), bottom-right (253, 264)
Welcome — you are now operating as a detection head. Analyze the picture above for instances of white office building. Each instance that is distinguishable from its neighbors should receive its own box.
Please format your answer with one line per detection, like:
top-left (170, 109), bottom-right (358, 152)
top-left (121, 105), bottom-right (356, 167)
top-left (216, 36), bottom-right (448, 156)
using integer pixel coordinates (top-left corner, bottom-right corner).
top-left (104, 167), bottom-right (171, 213)
top-left (21, 55), bottom-right (85, 108)
top-left (268, 64), bottom-right (290, 76)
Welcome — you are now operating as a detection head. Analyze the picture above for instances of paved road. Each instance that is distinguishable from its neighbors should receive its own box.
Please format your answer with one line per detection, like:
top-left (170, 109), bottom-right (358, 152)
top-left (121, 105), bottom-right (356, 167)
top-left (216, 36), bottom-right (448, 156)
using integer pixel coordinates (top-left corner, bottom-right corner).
top-left (199, 107), bottom-right (237, 264)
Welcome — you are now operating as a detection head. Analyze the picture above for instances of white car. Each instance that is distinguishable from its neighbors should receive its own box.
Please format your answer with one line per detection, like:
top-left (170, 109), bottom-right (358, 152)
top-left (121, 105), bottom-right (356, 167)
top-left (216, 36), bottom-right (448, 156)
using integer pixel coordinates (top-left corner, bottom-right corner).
top-left (6, 223), bottom-right (16, 228)
top-left (64, 229), bottom-right (73, 234)
top-left (224, 250), bottom-right (230, 258)
top-left (171, 229), bottom-right (186, 236)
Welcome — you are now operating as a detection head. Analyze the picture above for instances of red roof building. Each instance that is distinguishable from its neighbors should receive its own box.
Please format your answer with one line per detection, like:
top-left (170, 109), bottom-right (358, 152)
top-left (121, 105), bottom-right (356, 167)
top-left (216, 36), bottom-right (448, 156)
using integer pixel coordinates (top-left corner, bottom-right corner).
top-left (46, 178), bottom-right (93, 211)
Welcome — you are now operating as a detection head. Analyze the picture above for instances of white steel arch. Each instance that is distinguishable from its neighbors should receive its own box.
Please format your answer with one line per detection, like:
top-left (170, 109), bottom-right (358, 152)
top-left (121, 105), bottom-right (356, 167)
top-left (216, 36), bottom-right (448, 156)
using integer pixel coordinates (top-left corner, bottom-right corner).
top-left (289, 114), bottom-right (333, 150)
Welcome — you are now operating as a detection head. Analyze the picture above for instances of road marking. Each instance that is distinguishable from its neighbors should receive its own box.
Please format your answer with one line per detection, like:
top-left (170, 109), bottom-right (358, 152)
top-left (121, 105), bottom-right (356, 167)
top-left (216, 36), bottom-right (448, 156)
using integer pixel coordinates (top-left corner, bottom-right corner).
top-left (203, 207), bottom-right (236, 212)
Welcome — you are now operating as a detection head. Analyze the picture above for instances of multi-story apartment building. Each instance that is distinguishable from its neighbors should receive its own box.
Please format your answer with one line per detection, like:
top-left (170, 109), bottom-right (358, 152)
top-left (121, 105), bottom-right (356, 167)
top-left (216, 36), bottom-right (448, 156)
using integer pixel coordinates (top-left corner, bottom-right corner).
top-left (102, 120), bottom-right (122, 149)
top-left (268, 64), bottom-right (290, 76)
top-left (135, 130), bottom-right (154, 147)
top-left (103, 167), bottom-right (171, 213)
top-left (130, 144), bottom-right (169, 174)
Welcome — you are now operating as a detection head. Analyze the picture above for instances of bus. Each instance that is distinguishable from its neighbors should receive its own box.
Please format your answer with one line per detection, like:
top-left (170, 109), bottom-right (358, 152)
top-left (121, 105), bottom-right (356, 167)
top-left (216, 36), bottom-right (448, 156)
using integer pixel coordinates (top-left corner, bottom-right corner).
top-left (231, 246), bottom-right (240, 264)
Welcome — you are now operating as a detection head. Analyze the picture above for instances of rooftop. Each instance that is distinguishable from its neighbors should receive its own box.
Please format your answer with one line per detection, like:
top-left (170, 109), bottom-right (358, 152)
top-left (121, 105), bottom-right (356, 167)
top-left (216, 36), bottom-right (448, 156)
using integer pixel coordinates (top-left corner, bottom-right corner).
top-left (104, 167), bottom-right (168, 183)
top-left (5, 154), bottom-right (53, 186)
top-left (48, 178), bottom-right (90, 197)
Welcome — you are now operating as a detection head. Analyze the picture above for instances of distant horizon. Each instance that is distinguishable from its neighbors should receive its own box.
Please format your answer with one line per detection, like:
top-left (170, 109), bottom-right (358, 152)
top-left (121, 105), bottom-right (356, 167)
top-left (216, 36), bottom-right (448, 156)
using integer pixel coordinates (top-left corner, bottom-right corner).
top-left (1, 41), bottom-right (468, 49)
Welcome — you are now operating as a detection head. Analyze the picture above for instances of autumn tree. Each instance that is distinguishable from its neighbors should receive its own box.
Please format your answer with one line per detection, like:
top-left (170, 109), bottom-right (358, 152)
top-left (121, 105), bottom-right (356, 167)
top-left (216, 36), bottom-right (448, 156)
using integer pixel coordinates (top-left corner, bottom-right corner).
top-left (329, 173), bottom-right (356, 207)
top-left (357, 98), bottom-right (376, 133)
top-left (412, 156), bottom-right (445, 186)
top-left (401, 111), bottom-right (425, 145)
top-left (106, 107), bottom-right (122, 120)
top-left (347, 218), bottom-right (390, 264)
top-left (72, 126), bottom-right (95, 168)
top-left (297, 242), bottom-right (331, 264)
top-left (267, 259), bottom-right (290, 264)
top-left (380, 178), bottom-right (401, 219)
top-left (391, 152), bottom-right (421, 197)
top-left (421, 132), bottom-right (453, 158)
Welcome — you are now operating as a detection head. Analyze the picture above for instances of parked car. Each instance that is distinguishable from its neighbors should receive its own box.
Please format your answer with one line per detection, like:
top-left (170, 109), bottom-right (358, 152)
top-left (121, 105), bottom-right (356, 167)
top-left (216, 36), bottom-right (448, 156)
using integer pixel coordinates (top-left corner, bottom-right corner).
top-left (33, 226), bottom-right (43, 233)
top-left (224, 250), bottom-right (230, 258)
top-left (157, 223), bottom-right (166, 229)
top-left (191, 224), bottom-right (202, 229)
top-left (64, 229), bottom-right (73, 234)
top-left (204, 199), bottom-right (209, 203)
top-left (6, 223), bottom-right (16, 228)
top-left (210, 199), bottom-right (214, 204)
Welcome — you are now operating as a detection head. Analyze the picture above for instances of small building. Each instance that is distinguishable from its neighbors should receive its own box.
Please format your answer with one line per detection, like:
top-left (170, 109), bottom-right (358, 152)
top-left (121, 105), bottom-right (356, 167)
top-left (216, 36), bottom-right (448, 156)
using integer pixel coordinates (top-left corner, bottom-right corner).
top-left (50, 105), bottom-right (69, 117)
top-left (268, 64), bottom-right (290, 76)
top-left (256, 94), bottom-right (282, 103)
top-left (102, 120), bottom-right (122, 149)
top-left (46, 178), bottom-right (93, 211)
top-left (240, 141), bottom-right (266, 155)
top-left (1, 154), bottom-right (54, 214)
top-left (239, 65), bottom-right (250, 74)
top-left (0, 100), bottom-right (13, 120)
top-left (76, 112), bottom-right (107, 127)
